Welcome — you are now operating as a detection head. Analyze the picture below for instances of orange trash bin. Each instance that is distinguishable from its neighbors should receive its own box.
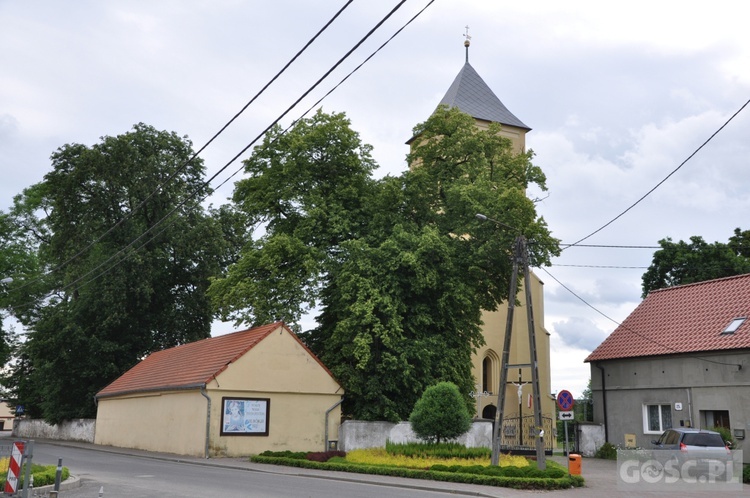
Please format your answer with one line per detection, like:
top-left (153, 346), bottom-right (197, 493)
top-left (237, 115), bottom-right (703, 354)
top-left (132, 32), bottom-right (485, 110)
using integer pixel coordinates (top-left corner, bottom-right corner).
top-left (568, 453), bottom-right (582, 475)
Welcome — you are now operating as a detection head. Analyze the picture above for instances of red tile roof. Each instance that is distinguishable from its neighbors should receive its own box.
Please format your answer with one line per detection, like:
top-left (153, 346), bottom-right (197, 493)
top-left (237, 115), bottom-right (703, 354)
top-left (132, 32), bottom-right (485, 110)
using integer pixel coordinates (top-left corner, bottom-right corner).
top-left (586, 274), bottom-right (750, 362)
top-left (97, 322), bottom-right (296, 398)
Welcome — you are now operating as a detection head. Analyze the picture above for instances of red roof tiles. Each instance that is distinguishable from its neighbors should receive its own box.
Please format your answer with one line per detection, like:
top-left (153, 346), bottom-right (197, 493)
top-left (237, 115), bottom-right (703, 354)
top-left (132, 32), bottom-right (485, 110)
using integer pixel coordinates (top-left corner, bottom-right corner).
top-left (97, 322), bottom-right (284, 398)
top-left (586, 274), bottom-right (750, 362)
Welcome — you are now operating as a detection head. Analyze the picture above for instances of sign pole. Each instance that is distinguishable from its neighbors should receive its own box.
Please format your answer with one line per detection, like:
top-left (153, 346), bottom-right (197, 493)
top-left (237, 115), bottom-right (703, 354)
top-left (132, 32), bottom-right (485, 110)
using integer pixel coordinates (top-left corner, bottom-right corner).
top-left (556, 389), bottom-right (575, 473)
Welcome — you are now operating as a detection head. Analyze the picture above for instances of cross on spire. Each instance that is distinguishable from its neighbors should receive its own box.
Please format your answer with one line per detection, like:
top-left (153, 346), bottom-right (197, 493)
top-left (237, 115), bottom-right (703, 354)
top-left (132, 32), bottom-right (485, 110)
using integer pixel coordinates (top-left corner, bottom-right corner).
top-left (463, 25), bottom-right (471, 62)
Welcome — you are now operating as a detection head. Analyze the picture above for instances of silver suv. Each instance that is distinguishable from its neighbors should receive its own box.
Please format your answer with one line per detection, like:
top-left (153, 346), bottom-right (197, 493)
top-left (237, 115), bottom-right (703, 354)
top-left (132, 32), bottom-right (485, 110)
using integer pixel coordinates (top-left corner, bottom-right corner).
top-left (651, 428), bottom-right (732, 480)
top-left (651, 428), bottom-right (728, 451)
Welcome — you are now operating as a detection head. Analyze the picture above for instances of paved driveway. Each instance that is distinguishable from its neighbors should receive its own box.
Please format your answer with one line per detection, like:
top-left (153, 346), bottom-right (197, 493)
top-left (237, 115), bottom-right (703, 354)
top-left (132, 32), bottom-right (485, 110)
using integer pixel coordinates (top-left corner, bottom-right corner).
top-left (548, 456), bottom-right (746, 498)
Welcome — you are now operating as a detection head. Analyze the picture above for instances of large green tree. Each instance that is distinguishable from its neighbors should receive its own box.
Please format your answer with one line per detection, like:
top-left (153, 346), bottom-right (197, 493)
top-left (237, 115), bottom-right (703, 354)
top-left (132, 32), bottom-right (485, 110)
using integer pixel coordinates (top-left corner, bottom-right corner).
top-left (641, 229), bottom-right (750, 297)
top-left (2, 124), bottom-right (240, 423)
top-left (0, 213), bottom-right (40, 367)
top-left (210, 107), bottom-right (559, 421)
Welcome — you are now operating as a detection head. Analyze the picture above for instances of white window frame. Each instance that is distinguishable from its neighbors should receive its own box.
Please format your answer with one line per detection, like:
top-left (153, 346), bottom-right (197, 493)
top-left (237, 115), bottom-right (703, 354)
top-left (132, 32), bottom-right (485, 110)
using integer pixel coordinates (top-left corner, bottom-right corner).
top-left (642, 403), bottom-right (672, 435)
top-left (722, 317), bottom-right (746, 335)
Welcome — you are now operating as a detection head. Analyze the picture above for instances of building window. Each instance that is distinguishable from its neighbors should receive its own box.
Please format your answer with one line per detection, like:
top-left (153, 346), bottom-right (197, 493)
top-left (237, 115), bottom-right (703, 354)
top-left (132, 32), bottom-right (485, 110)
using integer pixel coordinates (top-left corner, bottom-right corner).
top-left (643, 404), bottom-right (672, 434)
top-left (701, 409), bottom-right (730, 429)
top-left (482, 357), bottom-right (492, 394)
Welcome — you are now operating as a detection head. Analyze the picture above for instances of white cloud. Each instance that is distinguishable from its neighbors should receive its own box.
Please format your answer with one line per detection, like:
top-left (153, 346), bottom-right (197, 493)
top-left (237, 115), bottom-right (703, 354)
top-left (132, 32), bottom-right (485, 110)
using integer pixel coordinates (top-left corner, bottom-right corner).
top-left (551, 316), bottom-right (610, 352)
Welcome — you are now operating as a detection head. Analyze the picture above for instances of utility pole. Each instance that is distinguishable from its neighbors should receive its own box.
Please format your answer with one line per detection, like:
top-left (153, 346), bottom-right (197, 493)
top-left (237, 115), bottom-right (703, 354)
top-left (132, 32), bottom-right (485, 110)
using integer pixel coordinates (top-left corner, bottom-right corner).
top-left (488, 233), bottom-right (546, 469)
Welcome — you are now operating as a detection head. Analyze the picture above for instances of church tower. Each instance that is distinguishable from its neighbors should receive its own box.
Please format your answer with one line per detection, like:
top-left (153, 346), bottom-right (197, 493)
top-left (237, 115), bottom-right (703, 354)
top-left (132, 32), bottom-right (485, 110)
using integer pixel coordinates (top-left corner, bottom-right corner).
top-left (436, 44), bottom-right (530, 153)
top-left (412, 37), bottom-right (554, 451)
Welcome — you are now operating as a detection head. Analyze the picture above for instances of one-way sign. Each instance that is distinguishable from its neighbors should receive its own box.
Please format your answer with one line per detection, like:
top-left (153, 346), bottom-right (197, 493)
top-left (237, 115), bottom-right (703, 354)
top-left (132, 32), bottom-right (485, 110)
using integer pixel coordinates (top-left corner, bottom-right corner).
top-left (559, 411), bottom-right (574, 420)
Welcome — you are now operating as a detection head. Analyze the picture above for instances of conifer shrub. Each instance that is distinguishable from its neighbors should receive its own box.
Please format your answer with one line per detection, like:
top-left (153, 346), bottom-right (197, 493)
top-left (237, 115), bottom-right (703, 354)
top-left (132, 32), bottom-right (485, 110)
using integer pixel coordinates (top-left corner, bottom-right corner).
top-left (594, 442), bottom-right (617, 460)
top-left (409, 382), bottom-right (472, 444)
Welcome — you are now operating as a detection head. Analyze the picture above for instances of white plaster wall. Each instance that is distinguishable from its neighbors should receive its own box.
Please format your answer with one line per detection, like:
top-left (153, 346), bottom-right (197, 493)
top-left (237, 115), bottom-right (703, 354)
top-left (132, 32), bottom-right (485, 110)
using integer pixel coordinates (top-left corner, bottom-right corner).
top-left (340, 420), bottom-right (493, 451)
top-left (577, 423), bottom-right (605, 457)
top-left (13, 418), bottom-right (95, 442)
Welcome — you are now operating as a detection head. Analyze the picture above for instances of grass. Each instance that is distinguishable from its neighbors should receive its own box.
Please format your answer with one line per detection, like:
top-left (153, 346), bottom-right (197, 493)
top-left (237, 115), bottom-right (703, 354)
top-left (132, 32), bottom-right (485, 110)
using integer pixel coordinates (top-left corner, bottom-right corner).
top-left (344, 447), bottom-right (527, 469)
top-left (385, 440), bottom-right (491, 459)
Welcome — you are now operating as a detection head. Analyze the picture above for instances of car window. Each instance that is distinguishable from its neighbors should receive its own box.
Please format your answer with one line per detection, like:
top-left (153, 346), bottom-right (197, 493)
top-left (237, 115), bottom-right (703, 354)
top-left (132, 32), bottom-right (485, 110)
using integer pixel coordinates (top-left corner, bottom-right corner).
top-left (665, 430), bottom-right (679, 445)
top-left (682, 433), bottom-right (724, 447)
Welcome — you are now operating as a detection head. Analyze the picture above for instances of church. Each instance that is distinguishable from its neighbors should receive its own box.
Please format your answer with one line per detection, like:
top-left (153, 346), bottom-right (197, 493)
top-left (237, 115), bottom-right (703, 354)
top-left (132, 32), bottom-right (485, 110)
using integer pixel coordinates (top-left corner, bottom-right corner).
top-left (415, 39), bottom-right (555, 451)
top-left (89, 41), bottom-right (556, 459)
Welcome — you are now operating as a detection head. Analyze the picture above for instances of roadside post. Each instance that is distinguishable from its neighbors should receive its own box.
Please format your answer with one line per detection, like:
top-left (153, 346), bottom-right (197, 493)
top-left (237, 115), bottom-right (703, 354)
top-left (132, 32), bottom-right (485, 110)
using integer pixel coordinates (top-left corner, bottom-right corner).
top-left (20, 439), bottom-right (34, 498)
top-left (556, 390), bottom-right (575, 468)
top-left (4, 441), bottom-right (24, 495)
top-left (54, 457), bottom-right (63, 491)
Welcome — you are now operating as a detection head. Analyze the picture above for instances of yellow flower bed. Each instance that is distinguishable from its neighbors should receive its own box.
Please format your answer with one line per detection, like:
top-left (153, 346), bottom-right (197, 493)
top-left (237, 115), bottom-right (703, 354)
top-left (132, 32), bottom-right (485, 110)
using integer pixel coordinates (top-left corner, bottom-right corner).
top-left (0, 456), bottom-right (9, 474)
top-left (345, 448), bottom-right (528, 469)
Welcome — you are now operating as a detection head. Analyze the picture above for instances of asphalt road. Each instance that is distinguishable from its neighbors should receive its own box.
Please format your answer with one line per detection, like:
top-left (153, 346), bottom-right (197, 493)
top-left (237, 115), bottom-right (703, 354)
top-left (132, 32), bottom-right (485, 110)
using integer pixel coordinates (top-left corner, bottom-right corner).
top-left (17, 437), bottom-right (750, 498)
top-left (29, 441), bottom-right (489, 498)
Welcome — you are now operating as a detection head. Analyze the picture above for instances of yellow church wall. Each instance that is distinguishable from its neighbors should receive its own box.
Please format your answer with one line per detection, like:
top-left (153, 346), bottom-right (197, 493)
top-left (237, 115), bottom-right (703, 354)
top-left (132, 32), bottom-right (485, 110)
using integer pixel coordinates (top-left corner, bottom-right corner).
top-left (205, 326), bottom-right (343, 456)
top-left (472, 119), bottom-right (526, 153)
top-left (471, 271), bottom-right (554, 424)
top-left (95, 387), bottom-right (343, 457)
top-left (94, 390), bottom-right (206, 456)
top-left (95, 326), bottom-right (343, 457)
top-left (214, 326), bottom-right (341, 395)
top-left (205, 390), bottom-right (342, 456)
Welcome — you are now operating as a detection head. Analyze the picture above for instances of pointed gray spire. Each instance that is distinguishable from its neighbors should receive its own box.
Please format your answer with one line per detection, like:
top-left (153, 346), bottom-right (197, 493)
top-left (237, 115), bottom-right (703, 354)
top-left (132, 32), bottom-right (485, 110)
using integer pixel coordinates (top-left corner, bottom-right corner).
top-left (438, 62), bottom-right (530, 131)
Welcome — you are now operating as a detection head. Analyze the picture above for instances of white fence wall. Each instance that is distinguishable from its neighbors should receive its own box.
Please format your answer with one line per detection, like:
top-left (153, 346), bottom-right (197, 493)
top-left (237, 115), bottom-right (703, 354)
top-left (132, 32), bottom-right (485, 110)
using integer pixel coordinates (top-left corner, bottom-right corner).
top-left (12, 418), bottom-right (95, 443)
top-left (577, 422), bottom-right (605, 457)
top-left (339, 419), bottom-right (493, 451)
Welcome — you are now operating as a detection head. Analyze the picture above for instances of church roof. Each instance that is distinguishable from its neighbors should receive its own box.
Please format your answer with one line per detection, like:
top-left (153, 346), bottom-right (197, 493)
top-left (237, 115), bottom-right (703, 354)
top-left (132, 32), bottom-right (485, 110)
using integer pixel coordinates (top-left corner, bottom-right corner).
top-left (438, 62), bottom-right (530, 131)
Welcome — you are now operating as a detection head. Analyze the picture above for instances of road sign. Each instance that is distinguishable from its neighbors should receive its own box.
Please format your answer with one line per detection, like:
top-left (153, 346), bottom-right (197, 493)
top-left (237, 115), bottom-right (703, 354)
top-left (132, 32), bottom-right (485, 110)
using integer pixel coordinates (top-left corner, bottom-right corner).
top-left (556, 390), bottom-right (575, 411)
top-left (559, 411), bottom-right (574, 421)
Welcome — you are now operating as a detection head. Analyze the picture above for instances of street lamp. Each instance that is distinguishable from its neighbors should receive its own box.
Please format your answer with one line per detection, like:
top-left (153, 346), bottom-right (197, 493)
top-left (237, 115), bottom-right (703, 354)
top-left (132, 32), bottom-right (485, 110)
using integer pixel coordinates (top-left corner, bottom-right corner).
top-left (476, 214), bottom-right (546, 470)
top-left (0, 278), bottom-right (12, 285)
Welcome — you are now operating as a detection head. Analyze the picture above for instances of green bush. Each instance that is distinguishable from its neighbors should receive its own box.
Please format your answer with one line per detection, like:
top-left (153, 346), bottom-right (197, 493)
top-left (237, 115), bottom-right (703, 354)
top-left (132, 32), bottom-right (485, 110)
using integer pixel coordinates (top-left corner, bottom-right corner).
top-left (595, 442), bottom-right (617, 460)
top-left (0, 464), bottom-right (70, 488)
top-left (257, 450), bottom-right (308, 460)
top-left (385, 441), bottom-right (490, 459)
top-left (708, 426), bottom-right (735, 448)
top-left (409, 382), bottom-right (472, 444)
top-left (743, 464), bottom-right (750, 484)
top-left (429, 460), bottom-right (567, 479)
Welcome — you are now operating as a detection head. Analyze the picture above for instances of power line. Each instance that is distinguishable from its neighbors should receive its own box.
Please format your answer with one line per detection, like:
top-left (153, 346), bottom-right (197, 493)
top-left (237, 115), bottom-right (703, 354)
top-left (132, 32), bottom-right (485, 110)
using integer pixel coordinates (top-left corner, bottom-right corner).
top-left (539, 267), bottom-right (741, 368)
top-left (214, 0), bottom-right (437, 192)
top-left (565, 97), bottom-right (750, 249)
top-left (84, 0), bottom-right (427, 296)
top-left (14, 0), bottom-right (356, 294)
top-left (560, 244), bottom-right (660, 249)
top-left (9, 1), bottom-right (428, 311)
top-left (552, 264), bottom-right (649, 269)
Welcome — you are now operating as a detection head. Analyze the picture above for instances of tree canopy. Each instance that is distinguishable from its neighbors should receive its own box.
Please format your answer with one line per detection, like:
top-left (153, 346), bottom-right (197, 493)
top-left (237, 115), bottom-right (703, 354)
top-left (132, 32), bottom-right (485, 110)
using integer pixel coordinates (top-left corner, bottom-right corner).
top-left (1, 124), bottom-right (240, 423)
top-left (641, 228), bottom-right (750, 297)
top-left (210, 107), bottom-right (559, 421)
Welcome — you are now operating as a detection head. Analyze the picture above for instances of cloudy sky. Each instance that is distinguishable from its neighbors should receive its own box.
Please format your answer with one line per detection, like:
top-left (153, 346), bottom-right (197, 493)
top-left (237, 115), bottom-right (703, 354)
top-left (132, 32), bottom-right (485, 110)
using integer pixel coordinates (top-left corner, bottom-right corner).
top-left (2, 1), bottom-right (749, 398)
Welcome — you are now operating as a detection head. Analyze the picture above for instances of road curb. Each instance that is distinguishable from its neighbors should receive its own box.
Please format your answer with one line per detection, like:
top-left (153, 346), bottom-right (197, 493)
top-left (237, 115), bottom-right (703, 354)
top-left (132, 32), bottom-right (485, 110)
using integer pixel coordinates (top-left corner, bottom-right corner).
top-left (26, 473), bottom-right (81, 495)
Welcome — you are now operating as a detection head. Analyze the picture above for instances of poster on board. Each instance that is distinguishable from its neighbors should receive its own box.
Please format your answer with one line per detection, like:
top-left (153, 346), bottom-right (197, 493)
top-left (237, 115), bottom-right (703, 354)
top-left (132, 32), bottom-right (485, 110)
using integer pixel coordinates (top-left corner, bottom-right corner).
top-left (220, 397), bottom-right (270, 436)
